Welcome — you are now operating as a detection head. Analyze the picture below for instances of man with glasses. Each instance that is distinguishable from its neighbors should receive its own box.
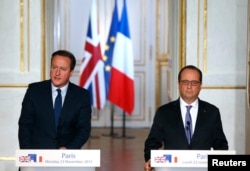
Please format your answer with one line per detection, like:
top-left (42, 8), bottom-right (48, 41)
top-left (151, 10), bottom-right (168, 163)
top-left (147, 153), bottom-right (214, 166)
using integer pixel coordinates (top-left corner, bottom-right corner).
top-left (143, 65), bottom-right (228, 171)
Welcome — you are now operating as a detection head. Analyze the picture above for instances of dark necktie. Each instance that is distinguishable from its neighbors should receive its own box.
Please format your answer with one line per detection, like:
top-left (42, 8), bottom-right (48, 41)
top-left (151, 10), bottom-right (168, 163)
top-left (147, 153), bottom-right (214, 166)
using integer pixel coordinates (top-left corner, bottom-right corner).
top-left (54, 89), bottom-right (62, 129)
top-left (185, 105), bottom-right (192, 144)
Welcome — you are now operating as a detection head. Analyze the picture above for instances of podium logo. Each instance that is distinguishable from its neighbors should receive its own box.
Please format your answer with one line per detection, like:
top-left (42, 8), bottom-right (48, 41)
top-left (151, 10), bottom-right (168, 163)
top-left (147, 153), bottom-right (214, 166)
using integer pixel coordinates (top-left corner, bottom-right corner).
top-left (19, 154), bottom-right (37, 162)
top-left (154, 154), bottom-right (178, 163)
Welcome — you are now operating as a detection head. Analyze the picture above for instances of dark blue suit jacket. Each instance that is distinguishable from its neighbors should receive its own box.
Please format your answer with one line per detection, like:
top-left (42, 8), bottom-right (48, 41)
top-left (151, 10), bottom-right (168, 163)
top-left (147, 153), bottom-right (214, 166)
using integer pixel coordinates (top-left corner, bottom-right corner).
top-left (144, 98), bottom-right (228, 161)
top-left (18, 80), bottom-right (91, 149)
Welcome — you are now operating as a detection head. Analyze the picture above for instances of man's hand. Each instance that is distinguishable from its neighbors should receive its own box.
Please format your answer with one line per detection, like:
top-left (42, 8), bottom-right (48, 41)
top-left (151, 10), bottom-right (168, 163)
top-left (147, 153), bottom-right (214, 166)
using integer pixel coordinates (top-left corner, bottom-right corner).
top-left (144, 160), bottom-right (153, 171)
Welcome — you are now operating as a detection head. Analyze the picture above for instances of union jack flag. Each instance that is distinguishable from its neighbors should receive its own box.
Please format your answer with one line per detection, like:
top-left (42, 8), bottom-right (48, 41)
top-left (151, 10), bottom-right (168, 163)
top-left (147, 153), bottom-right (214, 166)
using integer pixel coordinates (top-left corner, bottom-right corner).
top-left (79, 0), bottom-right (106, 110)
top-left (154, 156), bottom-right (166, 163)
top-left (19, 156), bottom-right (31, 162)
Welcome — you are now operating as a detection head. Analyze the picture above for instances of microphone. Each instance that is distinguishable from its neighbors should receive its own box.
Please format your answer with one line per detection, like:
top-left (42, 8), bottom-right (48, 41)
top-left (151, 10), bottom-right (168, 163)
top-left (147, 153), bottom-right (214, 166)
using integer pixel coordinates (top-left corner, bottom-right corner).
top-left (186, 121), bottom-right (192, 144)
top-left (186, 121), bottom-right (190, 131)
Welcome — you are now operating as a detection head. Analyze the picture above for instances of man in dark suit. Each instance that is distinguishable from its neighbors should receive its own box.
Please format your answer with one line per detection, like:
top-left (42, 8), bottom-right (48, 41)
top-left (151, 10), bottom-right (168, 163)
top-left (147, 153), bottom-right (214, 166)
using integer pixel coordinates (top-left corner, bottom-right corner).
top-left (144, 65), bottom-right (228, 171)
top-left (18, 50), bottom-right (91, 149)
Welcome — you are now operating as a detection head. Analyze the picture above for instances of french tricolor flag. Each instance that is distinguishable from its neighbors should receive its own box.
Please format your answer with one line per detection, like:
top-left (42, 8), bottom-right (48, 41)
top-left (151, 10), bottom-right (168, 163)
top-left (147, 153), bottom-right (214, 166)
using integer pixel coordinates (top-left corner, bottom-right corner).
top-left (108, 0), bottom-right (134, 115)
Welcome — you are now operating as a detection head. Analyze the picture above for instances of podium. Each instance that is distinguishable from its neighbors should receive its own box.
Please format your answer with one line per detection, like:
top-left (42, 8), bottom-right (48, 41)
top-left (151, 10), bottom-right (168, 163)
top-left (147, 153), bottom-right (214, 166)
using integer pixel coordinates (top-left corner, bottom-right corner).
top-left (150, 150), bottom-right (236, 171)
top-left (15, 149), bottom-right (100, 171)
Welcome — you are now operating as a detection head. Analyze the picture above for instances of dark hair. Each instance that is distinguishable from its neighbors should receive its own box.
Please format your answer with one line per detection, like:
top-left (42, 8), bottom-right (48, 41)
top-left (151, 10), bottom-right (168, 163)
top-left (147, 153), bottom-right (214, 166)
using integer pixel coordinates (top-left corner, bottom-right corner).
top-left (51, 50), bottom-right (76, 71)
top-left (178, 65), bottom-right (202, 83)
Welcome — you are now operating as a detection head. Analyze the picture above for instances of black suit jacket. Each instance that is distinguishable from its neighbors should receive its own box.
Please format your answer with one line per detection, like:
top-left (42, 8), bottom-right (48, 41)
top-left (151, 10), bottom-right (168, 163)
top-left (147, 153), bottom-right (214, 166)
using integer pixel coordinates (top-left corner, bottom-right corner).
top-left (144, 98), bottom-right (228, 162)
top-left (18, 80), bottom-right (92, 149)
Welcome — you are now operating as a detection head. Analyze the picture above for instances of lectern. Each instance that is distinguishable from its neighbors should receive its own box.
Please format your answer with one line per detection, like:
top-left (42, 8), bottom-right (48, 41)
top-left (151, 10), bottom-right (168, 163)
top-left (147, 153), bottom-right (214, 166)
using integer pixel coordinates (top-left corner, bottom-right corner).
top-left (150, 150), bottom-right (236, 171)
top-left (16, 149), bottom-right (100, 171)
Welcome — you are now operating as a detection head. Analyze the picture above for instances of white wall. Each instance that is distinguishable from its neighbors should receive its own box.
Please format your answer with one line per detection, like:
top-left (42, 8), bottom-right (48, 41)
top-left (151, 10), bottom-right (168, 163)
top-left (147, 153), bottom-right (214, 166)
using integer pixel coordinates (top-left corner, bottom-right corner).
top-left (185, 0), bottom-right (248, 154)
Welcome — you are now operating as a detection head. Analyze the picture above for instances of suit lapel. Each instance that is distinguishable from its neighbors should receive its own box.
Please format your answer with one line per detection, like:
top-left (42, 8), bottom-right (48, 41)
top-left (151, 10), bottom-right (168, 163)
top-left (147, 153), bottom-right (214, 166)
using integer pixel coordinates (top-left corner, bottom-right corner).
top-left (174, 99), bottom-right (189, 143)
top-left (41, 80), bottom-right (54, 115)
top-left (58, 83), bottom-right (74, 126)
top-left (192, 100), bottom-right (207, 140)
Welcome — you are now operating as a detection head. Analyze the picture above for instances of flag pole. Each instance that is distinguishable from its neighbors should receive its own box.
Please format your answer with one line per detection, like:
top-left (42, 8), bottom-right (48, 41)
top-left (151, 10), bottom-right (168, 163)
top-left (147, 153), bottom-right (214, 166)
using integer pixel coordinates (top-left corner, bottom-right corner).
top-left (102, 103), bottom-right (118, 137)
top-left (90, 108), bottom-right (100, 139)
top-left (114, 111), bottom-right (134, 139)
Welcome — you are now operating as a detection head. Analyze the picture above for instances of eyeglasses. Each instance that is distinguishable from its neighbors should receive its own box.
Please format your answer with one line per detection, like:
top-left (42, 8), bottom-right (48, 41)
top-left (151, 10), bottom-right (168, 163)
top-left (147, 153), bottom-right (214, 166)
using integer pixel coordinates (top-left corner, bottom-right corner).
top-left (179, 80), bottom-right (201, 86)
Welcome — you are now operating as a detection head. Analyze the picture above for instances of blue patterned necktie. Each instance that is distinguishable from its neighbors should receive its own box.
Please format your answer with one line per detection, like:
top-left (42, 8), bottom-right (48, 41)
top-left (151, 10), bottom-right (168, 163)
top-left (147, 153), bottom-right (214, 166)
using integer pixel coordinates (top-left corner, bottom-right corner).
top-left (54, 89), bottom-right (62, 129)
top-left (185, 105), bottom-right (192, 144)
